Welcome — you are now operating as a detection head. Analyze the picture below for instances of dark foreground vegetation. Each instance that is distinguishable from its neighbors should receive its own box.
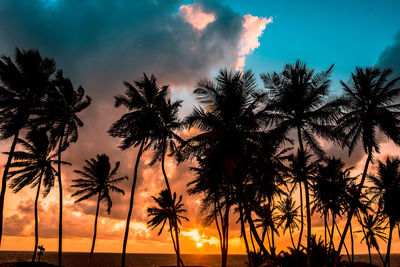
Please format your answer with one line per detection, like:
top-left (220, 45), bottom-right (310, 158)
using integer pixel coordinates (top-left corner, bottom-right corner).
top-left (0, 48), bottom-right (400, 267)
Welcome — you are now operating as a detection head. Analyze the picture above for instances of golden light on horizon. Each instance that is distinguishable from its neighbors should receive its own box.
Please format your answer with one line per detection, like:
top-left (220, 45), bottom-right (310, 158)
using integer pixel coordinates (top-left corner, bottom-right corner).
top-left (196, 242), bottom-right (203, 248)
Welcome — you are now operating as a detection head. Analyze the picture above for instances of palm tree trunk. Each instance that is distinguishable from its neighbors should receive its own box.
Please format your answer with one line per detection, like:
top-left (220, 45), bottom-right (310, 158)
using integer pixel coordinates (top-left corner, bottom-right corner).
top-left (334, 149), bottom-right (373, 267)
top-left (161, 150), bottom-right (182, 267)
top-left (214, 202), bottom-right (223, 253)
top-left (0, 131), bottom-right (19, 246)
top-left (242, 201), bottom-right (270, 256)
top-left (296, 126), bottom-right (311, 267)
top-left (32, 171), bottom-right (44, 262)
top-left (239, 204), bottom-right (252, 266)
top-left (324, 212), bottom-right (327, 247)
top-left (57, 134), bottom-right (64, 267)
top-left (334, 219), bottom-right (351, 262)
top-left (384, 222), bottom-right (393, 267)
top-left (297, 181), bottom-right (304, 251)
top-left (221, 199), bottom-right (230, 267)
top-left (289, 230), bottom-right (296, 250)
top-left (90, 193), bottom-right (101, 258)
top-left (350, 222), bottom-right (354, 266)
top-left (329, 215), bottom-right (335, 252)
top-left (358, 214), bottom-right (372, 266)
top-left (121, 140), bottom-right (146, 267)
top-left (304, 180), bottom-right (312, 266)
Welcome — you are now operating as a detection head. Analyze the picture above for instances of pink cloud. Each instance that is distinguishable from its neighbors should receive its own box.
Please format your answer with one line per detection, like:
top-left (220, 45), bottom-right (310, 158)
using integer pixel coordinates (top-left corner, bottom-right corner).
top-left (179, 3), bottom-right (216, 31)
top-left (236, 14), bottom-right (273, 70)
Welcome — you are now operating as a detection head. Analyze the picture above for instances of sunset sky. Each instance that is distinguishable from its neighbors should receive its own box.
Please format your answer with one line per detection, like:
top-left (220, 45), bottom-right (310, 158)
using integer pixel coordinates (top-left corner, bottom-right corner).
top-left (1, 0), bottom-right (400, 255)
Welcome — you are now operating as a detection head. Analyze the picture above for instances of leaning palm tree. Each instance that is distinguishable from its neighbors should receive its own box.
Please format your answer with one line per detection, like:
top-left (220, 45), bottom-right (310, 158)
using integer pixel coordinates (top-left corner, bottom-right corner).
top-left (356, 213), bottom-right (387, 265)
top-left (31, 70), bottom-right (91, 266)
top-left (0, 49), bottom-right (56, 245)
top-left (334, 67), bottom-right (400, 264)
top-left (276, 196), bottom-right (300, 250)
top-left (109, 73), bottom-right (167, 267)
top-left (261, 60), bottom-right (342, 267)
top-left (368, 157), bottom-right (400, 267)
top-left (147, 189), bottom-right (188, 265)
top-left (72, 154), bottom-right (126, 257)
top-left (147, 98), bottom-right (184, 266)
top-left (7, 129), bottom-right (61, 262)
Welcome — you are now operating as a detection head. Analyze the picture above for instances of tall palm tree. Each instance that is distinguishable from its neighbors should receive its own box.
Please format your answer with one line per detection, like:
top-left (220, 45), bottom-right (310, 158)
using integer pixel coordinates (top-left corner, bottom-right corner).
top-left (147, 98), bottom-right (185, 266)
top-left (0, 49), bottom-right (56, 245)
top-left (311, 157), bottom-right (354, 249)
top-left (261, 60), bottom-right (342, 267)
top-left (109, 73), bottom-right (167, 267)
top-left (7, 129), bottom-right (62, 262)
top-left (276, 196), bottom-right (300, 250)
top-left (72, 154), bottom-right (126, 257)
top-left (31, 70), bottom-right (91, 266)
top-left (368, 157), bottom-right (400, 267)
top-left (184, 69), bottom-right (268, 267)
top-left (334, 67), bottom-right (400, 264)
top-left (285, 149), bottom-right (319, 252)
top-left (356, 213), bottom-right (387, 265)
top-left (147, 189), bottom-right (188, 265)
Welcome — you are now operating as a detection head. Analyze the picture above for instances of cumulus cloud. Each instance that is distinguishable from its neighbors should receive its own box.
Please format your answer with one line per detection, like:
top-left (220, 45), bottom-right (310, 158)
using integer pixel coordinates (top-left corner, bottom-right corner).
top-left (236, 15), bottom-right (272, 70)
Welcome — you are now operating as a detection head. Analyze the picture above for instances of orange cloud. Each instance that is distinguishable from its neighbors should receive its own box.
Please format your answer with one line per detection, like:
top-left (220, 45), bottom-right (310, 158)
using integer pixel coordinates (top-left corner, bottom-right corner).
top-left (179, 3), bottom-right (216, 31)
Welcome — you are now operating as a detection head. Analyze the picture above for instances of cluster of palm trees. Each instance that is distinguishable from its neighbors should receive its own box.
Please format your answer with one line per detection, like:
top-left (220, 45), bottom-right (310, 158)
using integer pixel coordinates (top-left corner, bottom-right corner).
top-left (1, 48), bottom-right (400, 267)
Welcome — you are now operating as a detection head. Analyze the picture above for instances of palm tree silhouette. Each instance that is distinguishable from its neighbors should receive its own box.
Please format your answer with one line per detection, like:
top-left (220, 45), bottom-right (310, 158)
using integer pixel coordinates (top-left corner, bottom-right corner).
top-left (261, 60), bottom-right (342, 267)
top-left (334, 67), bottom-right (400, 264)
top-left (147, 189), bottom-right (188, 264)
top-left (7, 128), bottom-right (63, 262)
top-left (285, 149), bottom-right (319, 252)
top-left (109, 73), bottom-right (167, 267)
top-left (356, 213), bottom-right (387, 265)
top-left (368, 157), bottom-right (400, 267)
top-left (72, 154), bottom-right (126, 257)
top-left (32, 70), bottom-right (91, 266)
top-left (311, 157), bottom-right (354, 250)
top-left (0, 48), bottom-right (56, 246)
top-left (147, 98), bottom-right (185, 266)
top-left (184, 69), bottom-right (268, 266)
top-left (276, 196), bottom-right (300, 250)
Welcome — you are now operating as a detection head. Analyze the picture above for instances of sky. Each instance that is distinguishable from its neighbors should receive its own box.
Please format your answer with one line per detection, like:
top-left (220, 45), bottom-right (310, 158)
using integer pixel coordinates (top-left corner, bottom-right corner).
top-left (1, 0), bottom-right (400, 255)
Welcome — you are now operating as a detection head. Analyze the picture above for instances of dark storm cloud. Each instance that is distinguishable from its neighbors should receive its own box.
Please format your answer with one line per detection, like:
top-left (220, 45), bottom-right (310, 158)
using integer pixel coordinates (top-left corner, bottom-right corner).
top-left (0, 0), bottom-right (243, 94)
top-left (378, 30), bottom-right (400, 76)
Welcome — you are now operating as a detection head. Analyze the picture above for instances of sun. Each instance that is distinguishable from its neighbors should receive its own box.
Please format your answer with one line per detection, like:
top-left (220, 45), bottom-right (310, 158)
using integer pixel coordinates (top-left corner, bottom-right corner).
top-left (196, 242), bottom-right (203, 248)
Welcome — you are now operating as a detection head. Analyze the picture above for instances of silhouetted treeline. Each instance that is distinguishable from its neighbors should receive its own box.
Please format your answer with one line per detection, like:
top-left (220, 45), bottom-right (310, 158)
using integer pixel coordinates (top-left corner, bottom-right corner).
top-left (1, 49), bottom-right (400, 267)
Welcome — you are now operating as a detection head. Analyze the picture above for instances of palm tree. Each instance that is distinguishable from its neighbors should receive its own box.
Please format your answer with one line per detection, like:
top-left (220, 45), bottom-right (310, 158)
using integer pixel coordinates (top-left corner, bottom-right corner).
top-left (147, 189), bottom-right (188, 265)
top-left (368, 157), bottom-right (400, 267)
top-left (0, 48), bottom-right (56, 245)
top-left (261, 60), bottom-right (342, 267)
top-left (356, 213), bottom-right (387, 265)
top-left (311, 157), bottom-right (354, 250)
top-left (285, 149), bottom-right (319, 252)
top-left (109, 73), bottom-right (167, 267)
top-left (31, 70), bottom-right (91, 266)
top-left (276, 196), bottom-right (300, 250)
top-left (184, 69), bottom-right (268, 266)
top-left (334, 67), bottom-right (400, 264)
top-left (7, 128), bottom-right (61, 262)
top-left (72, 154), bottom-right (127, 257)
top-left (147, 98), bottom-right (185, 266)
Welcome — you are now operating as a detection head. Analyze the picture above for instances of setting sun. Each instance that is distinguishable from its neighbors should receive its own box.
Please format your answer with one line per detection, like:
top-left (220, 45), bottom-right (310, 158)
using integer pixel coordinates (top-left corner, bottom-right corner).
top-left (196, 242), bottom-right (203, 248)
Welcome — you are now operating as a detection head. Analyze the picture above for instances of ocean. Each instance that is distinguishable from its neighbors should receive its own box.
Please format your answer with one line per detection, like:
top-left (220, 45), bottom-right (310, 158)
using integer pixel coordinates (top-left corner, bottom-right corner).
top-left (0, 251), bottom-right (399, 267)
